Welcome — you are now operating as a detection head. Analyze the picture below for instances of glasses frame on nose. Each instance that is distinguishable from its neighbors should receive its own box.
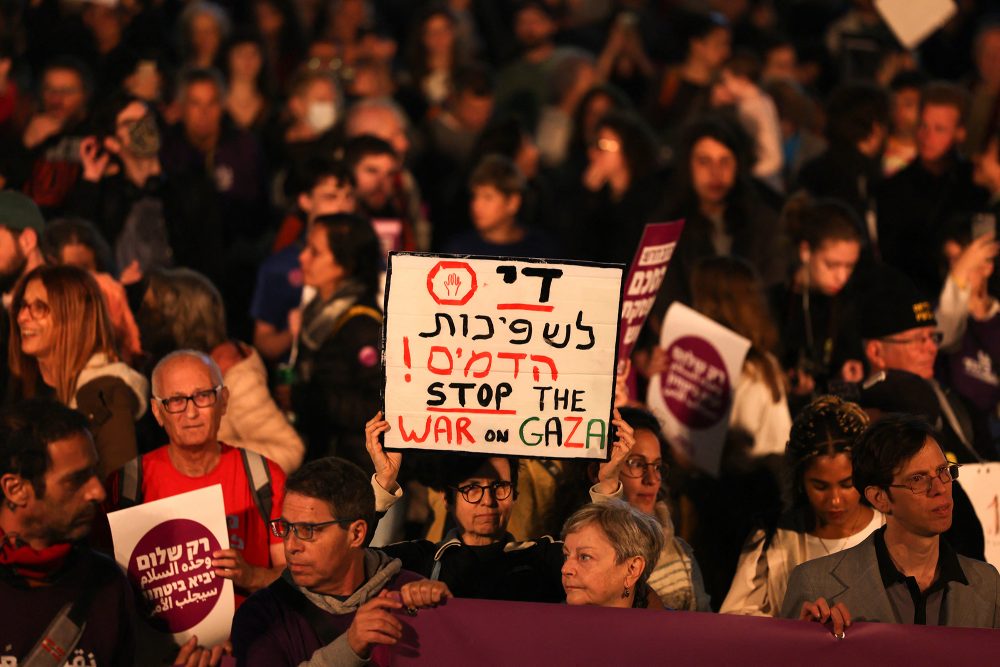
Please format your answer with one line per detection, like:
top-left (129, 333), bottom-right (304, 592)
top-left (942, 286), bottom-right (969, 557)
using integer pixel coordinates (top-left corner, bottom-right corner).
top-left (18, 299), bottom-right (51, 320)
top-left (152, 386), bottom-right (223, 414)
top-left (452, 480), bottom-right (514, 503)
top-left (269, 517), bottom-right (357, 541)
top-left (880, 331), bottom-right (944, 346)
top-left (888, 463), bottom-right (961, 495)
top-left (620, 457), bottom-right (667, 479)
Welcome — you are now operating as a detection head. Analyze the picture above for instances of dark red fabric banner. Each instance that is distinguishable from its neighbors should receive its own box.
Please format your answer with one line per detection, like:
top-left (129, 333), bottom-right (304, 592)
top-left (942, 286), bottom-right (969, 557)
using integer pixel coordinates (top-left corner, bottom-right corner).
top-left (382, 598), bottom-right (997, 666)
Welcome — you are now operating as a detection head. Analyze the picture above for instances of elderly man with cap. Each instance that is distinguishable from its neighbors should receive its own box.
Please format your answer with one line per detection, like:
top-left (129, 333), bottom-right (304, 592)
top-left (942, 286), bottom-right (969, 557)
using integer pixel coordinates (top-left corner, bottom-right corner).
top-left (860, 274), bottom-right (983, 463)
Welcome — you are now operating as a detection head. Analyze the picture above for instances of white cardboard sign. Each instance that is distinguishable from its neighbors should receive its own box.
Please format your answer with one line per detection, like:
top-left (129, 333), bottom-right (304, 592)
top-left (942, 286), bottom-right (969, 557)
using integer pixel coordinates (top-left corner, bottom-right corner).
top-left (959, 463), bottom-right (1000, 570)
top-left (646, 302), bottom-right (751, 476)
top-left (108, 485), bottom-right (234, 649)
top-left (383, 253), bottom-right (624, 459)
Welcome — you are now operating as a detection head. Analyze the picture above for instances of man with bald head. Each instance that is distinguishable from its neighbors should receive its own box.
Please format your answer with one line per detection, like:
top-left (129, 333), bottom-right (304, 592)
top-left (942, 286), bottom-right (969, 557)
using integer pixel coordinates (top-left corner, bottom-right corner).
top-left (106, 350), bottom-right (287, 605)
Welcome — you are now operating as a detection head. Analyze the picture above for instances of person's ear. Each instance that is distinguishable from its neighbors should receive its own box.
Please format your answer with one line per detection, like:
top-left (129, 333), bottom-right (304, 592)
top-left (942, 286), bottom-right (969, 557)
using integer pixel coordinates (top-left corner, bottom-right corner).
top-left (1, 473), bottom-right (34, 508)
top-left (17, 228), bottom-right (37, 256)
top-left (864, 340), bottom-right (884, 371)
top-left (798, 241), bottom-right (811, 266)
top-left (349, 519), bottom-right (368, 547)
top-left (151, 399), bottom-right (165, 427)
top-left (217, 386), bottom-right (230, 416)
top-left (506, 193), bottom-right (522, 216)
top-left (865, 485), bottom-right (891, 514)
top-left (298, 192), bottom-right (313, 216)
top-left (624, 555), bottom-right (645, 588)
top-left (956, 125), bottom-right (967, 145)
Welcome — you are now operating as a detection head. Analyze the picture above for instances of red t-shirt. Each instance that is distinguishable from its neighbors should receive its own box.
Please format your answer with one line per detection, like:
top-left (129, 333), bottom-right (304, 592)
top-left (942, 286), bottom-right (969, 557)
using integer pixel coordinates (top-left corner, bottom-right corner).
top-left (107, 443), bottom-right (285, 605)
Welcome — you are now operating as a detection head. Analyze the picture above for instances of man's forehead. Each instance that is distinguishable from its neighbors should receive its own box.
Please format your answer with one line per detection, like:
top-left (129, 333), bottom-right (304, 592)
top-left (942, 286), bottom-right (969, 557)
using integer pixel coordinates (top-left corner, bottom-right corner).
top-left (157, 356), bottom-right (216, 391)
top-left (896, 439), bottom-right (947, 474)
top-left (47, 432), bottom-right (97, 473)
top-left (284, 491), bottom-right (335, 519)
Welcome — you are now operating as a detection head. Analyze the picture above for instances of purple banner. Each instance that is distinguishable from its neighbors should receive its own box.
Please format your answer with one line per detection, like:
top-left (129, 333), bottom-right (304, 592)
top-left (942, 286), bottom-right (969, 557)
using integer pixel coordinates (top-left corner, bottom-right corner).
top-left (617, 220), bottom-right (684, 375)
top-left (384, 598), bottom-right (996, 666)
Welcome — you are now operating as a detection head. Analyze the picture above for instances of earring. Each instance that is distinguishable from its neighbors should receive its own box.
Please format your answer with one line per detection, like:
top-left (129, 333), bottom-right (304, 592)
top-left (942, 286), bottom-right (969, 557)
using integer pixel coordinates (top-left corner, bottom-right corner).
top-left (622, 585), bottom-right (630, 599)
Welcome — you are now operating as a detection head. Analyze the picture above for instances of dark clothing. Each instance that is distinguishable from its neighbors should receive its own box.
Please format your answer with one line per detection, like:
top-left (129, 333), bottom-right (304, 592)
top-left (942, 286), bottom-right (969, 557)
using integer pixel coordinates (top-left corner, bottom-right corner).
top-left (796, 145), bottom-right (882, 241)
top-left (0, 546), bottom-right (135, 666)
top-left (655, 186), bottom-right (788, 317)
top-left (231, 557), bottom-right (422, 667)
top-left (159, 123), bottom-right (271, 338)
top-left (20, 128), bottom-right (89, 217)
top-left (443, 226), bottom-right (564, 260)
top-left (877, 157), bottom-right (989, 297)
top-left (874, 526), bottom-right (967, 626)
top-left (575, 173), bottom-right (665, 266)
top-left (293, 293), bottom-right (382, 471)
top-left (379, 533), bottom-right (566, 603)
top-left (944, 309), bottom-right (1000, 460)
top-left (65, 173), bottom-right (175, 271)
top-left (768, 280), bottom-right (863, 407)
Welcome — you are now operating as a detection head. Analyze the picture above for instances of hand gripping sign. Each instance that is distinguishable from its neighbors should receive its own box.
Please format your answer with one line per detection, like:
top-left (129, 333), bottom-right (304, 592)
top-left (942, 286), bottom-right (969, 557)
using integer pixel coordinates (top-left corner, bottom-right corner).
top-left (383, 253), bottom-right (625, 460)
top-left (108, 485), bottom-right (234, 649)
top-left (646, 303), bottom-right (751, 476)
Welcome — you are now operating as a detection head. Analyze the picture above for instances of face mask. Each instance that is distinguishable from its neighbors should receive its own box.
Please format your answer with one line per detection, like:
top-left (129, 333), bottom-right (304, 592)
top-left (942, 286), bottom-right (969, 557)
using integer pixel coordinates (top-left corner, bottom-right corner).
top-left (128, 113), bottom-right (161, 158)
top-left (306, 101), bottom-right (337, 133)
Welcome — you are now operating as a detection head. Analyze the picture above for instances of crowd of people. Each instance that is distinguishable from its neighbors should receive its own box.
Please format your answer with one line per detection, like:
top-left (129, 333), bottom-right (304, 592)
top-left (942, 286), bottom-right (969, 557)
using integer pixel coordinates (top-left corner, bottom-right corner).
top-left (1, 0), bottom-right (1000, 665)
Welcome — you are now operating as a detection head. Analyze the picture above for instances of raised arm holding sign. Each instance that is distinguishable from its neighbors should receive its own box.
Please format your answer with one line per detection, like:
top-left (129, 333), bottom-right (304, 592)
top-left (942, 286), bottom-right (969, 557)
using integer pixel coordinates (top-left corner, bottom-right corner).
top-left (382, 253), bottom-right (625, 461)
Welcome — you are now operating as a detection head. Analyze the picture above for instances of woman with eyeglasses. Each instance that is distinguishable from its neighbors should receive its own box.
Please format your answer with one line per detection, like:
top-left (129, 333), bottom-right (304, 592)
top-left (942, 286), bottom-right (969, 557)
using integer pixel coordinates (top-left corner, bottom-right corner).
top-left (720, 395), bottom-right (884, 616)
top-left (588, 406), bottom-right (712, 611)
top-left (363, 412), bottom-right (605, 603)
top-left (9, 265), bottom-right (148, 476)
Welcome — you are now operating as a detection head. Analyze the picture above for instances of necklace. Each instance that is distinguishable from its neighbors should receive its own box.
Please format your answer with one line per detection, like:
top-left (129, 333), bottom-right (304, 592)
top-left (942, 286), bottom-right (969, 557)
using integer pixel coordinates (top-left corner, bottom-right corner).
top-left (813, 507), bottom-right (871, 555)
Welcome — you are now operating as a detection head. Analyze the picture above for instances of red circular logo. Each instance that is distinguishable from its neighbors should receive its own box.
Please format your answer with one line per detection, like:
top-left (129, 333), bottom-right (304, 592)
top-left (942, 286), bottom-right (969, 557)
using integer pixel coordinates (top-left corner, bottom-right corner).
top-left (127, 519), bottom-right (224, 633)
top-left (660, 336), bottom-right (731, 429)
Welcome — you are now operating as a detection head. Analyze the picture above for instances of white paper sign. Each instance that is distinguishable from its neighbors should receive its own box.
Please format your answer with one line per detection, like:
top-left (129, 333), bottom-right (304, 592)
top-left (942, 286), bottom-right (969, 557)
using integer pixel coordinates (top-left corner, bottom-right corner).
top-left (646, 302), bottom-right (751, 476)
top-left (108, 485), bottom-right (234, 649)
top-left (875, 0), bottom-right (956, 50)
top-left (959, 463), bottom-right (1000, 570)
top-left (383, 253), bottom-right (624, 459)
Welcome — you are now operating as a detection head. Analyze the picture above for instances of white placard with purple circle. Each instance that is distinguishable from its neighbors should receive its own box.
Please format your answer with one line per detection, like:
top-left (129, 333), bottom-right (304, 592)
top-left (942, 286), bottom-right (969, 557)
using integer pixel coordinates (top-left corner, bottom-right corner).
top-left (646, 302), bottom-right (751, 476)
top-left (108, 484), bottom-right (234, 648)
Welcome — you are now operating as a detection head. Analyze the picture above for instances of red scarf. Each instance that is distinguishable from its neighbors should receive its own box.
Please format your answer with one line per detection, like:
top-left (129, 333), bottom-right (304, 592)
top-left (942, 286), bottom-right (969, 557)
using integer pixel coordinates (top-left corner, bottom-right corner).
top-left (0, 527), bottom-right (72, 582)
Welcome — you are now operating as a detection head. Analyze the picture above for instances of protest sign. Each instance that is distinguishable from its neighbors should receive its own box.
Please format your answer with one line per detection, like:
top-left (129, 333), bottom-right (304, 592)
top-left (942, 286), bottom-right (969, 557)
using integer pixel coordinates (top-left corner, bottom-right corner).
top-left (617, 220), bottom-right (684, 376)
top-left (959, 463), bottom-right (1000, 570)
top-left (108, 485), bottom-right (234, 649)
top-left (386, 598), bottom-right (997, 666)
top-left (646, 302), bottom-right (751, 476)
top-left (875, 0), bottom-right (955, 50)
top-left (383, 253), bottom-right (624, 460)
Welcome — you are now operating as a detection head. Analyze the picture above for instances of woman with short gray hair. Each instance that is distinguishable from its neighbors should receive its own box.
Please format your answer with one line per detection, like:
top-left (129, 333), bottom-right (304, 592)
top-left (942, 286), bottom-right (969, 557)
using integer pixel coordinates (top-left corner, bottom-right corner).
top-left (561, 500), bottom-right (665, 609)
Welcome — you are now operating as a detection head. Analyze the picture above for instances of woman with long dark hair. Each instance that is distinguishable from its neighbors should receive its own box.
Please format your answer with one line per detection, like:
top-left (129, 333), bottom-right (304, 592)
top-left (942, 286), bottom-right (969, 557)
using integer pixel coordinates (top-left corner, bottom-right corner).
top-left (292, 212), bottom-right (382, 470)
top-left (721, 396), bottom-right (883, 616)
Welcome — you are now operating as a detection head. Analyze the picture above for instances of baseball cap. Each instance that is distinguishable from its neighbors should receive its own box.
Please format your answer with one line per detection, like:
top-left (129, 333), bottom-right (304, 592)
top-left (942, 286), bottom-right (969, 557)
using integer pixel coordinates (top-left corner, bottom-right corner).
top-left (0, 191), bottom-right (45, 233)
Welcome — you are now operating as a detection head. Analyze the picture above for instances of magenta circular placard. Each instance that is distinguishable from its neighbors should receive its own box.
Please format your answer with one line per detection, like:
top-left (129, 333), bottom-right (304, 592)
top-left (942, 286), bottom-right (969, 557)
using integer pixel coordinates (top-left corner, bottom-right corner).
top-left (127, 518), bottom-right (224, 633)
top-left (660, 335), bottom-right (731, 429)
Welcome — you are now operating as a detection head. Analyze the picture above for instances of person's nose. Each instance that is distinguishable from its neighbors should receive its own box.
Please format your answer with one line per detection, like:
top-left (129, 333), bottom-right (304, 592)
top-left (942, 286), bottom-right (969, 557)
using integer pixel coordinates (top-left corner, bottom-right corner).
top-left (561, 557), bottom-right (575, 578)
top-left (184, 396), bottom-right (200, 417)
top-left (479, 487), bottom-right (498, 507)
top-left (85, 475), bottom-right (106, 504)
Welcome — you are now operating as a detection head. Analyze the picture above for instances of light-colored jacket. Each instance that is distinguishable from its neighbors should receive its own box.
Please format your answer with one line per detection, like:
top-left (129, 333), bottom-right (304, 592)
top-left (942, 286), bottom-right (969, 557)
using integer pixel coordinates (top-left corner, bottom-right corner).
top-left (219, 347), bottom-right (304, 474)
top-left (721, 511), bottom-right (885, 617)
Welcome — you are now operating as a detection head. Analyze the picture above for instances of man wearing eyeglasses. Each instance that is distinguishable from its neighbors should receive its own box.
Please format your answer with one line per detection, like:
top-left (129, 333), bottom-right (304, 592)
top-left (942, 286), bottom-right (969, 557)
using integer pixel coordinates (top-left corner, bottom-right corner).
top-left (232, 456), bottom-right (450, 666)
top-left (106, 350), bottom-right (287, 606)
top-left (781, 415), bottom-right (1000, 633)
top-left (860, 277), bottom-right (984, 462)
